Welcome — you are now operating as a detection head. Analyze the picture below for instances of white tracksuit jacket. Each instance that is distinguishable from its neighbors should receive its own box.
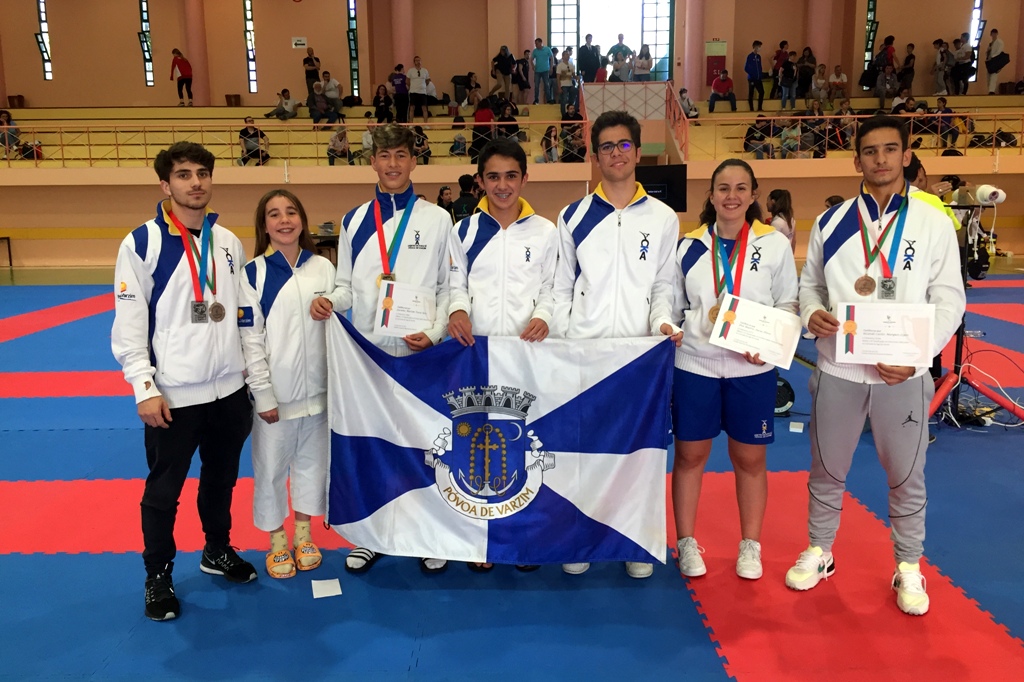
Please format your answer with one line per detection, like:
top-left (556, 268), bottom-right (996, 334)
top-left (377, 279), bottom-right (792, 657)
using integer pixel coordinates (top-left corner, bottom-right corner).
top-left (238, 249), bottom-right (336, 420)
top-left (675, 220), bottom-right (799, 378)
top-left (111, 200), bottom-right (247, 408)
top-left (552, 183), bottom-right (681, 339)
top-left (326, 184), bottom-right (452, 355)
top-left (800, 183), bottom-right (966, 384)
top-left (448, 197), bottom-right (558, 335)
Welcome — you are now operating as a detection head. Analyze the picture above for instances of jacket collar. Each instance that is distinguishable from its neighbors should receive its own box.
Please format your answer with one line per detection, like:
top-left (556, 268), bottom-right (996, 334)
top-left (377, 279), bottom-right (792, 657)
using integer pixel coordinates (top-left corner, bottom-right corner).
top-left (264, 246), bottom-right (313, 269)
top-left (858, 180), bottom-right (908, 222)
top-left (687, 219), bottom-right (775, 243)
top-left (594, 182), bottom-right (648, 208)
top-left (375, 183), bottom-right (416, 211)
top-left (156, 200), bottom-right (218, 236)
top-left (476, 197), bottom-right (536, 225)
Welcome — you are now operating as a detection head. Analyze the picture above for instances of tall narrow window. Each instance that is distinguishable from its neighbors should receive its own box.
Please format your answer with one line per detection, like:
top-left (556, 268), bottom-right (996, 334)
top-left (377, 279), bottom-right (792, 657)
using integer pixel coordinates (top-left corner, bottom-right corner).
top-left (968, 1), bottom-right (984, 83)
top-left (861, 0), bottom-right (878, 90)
top-left (640, 0), bottom-right (672, 81)
top-left (549, 1), bottom-right (580, 55)
top-left (138, 0), bottom-right (154, 87)
top-left (243, 0), bottom-right (258, 93)
top-left (35, 0), bottom-right (53, 80)
top-left (346, 0), bottom-right (360, 98)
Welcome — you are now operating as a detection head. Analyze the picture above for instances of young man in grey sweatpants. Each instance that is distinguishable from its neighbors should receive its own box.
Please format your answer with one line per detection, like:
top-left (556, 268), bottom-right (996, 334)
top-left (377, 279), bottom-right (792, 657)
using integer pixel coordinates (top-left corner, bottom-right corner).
top-left (786, 116), bottom-right (965, 616)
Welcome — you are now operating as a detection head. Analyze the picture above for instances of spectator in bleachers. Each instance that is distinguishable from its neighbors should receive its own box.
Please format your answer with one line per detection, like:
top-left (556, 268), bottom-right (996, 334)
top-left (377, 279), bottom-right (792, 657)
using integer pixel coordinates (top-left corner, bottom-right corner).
top-left (835, 98), bottom-right (857, 142)
top-left (609, 52), bottom-right (631, 83)
top-left (744, 116), bottom-right (775, 159)
top-left (373, 85), bottom-right (394, 123)
top-left (437, 186), bottom-right (455, 221)
top-left (357, 125), bottom-right (374, 165)
top-left (514, 50), bottom-right (532, 104)
top-left (879, 35), bottom-right (897, 68)
top-left (550, 48), bottom-right (561, 94)
top-left (952, 35), bottom-right (974, 95)
top-left (942, 41), bottom-right (956, 95)
top-left (934, 97), bottom-right (959, 147)
top-left (321, 71), bottom-right (342, 113)
top-left (708, 69), bottom-right (737, 113)
top-left (744, 41), bottom-right (765, 111)
top-left (452, 174), bottom-right (479, 222)
top-left (413, 126), bottom-right (432, 165)
top-left (470, 100), bottom-right (496, 162)
top-left (876, 64), bottom-right (899, 109)
top-left (802, 99), bottom-right (828, 157)
top-left (824, 195), bottom-right (844, 209)
top-left (302, 47), bottom-right (321, 98)
top-left (309, 82), bottom-right (340, 128)
top-left (532, 38), bottom-right (555, 105)
top-left (931, 40), bottom-right (949, 95)
top-left (607, 34), bottom-right (634, 62)
top-left (892, 92), bottom-right (927, 115)
top-left (409, 56), bottom-right (431, 122)
top-left (264, 89), bottom-right (302, 120)
top-left (678, 88), bottom-right (699, 120)
top-left (779, 119), bottom-right (802, 158)
top-left (0, 110), bottom-right (19, 160)
top-left (537, 125), bottom-right (559, 163)
top-left (559, 103), bottom-right (586, 162)
top-left (984, 29), bottom-right (1006, 94)
top-left (633, 45), bottom-right (654, 82)
top-left (327, 128), bottom-right (354, 166)
top-left (897, 43), bottom-right (916, 92)
top-left (424, 79), bottom-right (442, 106)
top-left (238, 117), bottom-right (270, 166)
top-left (489, 46), bottom-right (517, 100)
top-left (796, 47), bottom-right (816, 99)
top-left (556, 50), bottom-right (578, 117)
top-left (828, 65), bottom-right (848, 106)
top-left (579, 34), bottom-right (601, 83)
top-left (766, 189), bottom-right (796, 252)
top-left (779, 52), bottom-right (798, 110)
top-left (466, 72), bottom-right (485, 107)
top-left (809, 63), bottom-right (828, 108)
top-left (497, 104), bottom-right (521, 141)
top-left (595, 53), bottom-right (609, 82)
top-left (770, 41), bottom-right (789, 99)
top-left (169, 49), bottom-right (193, 107)
top-left (388, 64), bottom-right (410, 123)
top-left (449, 134), bottom-right (468, 157)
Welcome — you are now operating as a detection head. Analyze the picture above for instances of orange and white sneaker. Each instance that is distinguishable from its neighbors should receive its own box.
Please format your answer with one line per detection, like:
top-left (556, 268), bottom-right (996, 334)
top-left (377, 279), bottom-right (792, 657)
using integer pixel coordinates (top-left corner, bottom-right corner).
top-left (892, 562), bottom-right (929, 615)
top-left (785, 545), bottom-right (835, 590)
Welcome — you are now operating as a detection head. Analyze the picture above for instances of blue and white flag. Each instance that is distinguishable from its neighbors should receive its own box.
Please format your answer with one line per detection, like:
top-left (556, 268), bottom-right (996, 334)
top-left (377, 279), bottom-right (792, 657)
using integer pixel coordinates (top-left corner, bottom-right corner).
top-left (327, 315), bottom-right (673, 565)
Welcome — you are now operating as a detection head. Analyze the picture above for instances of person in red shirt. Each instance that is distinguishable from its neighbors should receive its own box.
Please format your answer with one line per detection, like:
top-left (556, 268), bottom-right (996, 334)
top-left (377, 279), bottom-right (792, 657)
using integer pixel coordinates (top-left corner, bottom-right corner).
top-left (709, 69), bottom-right (737, 112)
top-left (470, 100), bottom-right (496, 162)
top-left (771, 40), bottom-right (789, 98)
top-left (170, 49), bottom-right (193, 107)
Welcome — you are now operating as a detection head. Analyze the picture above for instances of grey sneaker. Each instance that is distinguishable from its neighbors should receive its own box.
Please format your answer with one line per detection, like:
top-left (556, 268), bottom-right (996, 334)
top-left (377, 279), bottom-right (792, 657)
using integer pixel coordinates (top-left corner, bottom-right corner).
top-left (676, 537), bottom-right (707, 577)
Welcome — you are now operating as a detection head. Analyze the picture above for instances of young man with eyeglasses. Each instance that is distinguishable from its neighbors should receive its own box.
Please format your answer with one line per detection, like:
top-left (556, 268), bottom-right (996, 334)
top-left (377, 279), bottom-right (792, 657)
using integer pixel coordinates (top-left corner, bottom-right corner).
top-left (551, 110), bottom-right (683, 580)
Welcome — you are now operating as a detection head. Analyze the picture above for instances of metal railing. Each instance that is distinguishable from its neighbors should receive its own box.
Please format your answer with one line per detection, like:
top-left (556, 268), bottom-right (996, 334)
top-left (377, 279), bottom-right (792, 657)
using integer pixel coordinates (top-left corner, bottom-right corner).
top-left (0, 117), bottom-right (591, 169)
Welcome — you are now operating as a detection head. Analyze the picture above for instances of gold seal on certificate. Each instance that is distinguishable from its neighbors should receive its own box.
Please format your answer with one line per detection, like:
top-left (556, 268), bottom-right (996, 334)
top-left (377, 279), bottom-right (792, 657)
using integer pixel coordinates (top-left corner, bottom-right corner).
top-left (208, 302), bottom-right (226, 322)
top-left (708, 305), bottom-right (721, 324)
top-left (854, 275), bottom-right (876, 296)
top-left (708, 294), bottom-right (802, 370)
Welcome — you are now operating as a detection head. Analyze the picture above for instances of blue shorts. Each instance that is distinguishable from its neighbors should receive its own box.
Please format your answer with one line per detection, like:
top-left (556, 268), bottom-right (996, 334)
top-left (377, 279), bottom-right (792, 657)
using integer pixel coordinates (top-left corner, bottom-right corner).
top-left (671, 368), bottom-right (777, 445)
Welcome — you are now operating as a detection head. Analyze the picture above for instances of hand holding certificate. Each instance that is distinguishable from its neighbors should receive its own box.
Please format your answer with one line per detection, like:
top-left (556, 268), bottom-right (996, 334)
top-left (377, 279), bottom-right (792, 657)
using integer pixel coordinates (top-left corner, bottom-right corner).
top-left (834, 302), bottom-right (935, 368)
top-left (374, 281), bottom-right (436, 337)
top-left (709, 294), bottom-right (802, 370)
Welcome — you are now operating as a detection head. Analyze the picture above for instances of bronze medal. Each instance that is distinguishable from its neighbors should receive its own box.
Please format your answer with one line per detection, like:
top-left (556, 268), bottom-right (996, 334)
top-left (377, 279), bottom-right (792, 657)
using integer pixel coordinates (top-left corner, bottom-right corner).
top-left (209, 301), bottom-right (226, 322)
top-left (854, 275), bottom-right (876, 296)
top-left (708, 305), bottom-right (722, 324)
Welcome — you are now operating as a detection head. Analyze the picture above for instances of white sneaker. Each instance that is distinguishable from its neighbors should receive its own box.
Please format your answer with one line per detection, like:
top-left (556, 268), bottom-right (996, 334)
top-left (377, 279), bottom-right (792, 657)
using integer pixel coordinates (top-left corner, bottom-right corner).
top-left (802, 331), bottom-right (815, 340)
top-left (892, 562), bottom-right (930, 615)
top-left (562, 562), bottom-right (590, 575)
top-left (736, 539), bottom-right (763, 580)
top-left (676, 537), bottom-right (707, 577)
top-left (625, 561), bottom-right (653, 579)
top-left (785, 545), bottom-right (835, 590)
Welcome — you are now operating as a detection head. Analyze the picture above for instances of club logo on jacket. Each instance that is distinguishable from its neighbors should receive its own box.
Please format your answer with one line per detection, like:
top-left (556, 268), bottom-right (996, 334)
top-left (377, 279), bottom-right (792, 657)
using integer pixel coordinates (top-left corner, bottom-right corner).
top-left (117, 281), bottom-right (136, 301)
top-left (221, 247), bottom-right (235, 274)
top-left (424, 385), bottom-right (555, 520)
top-left (902, 239), bottom-right (916, 271)
top-left (639, 232), bottom-right (650, 260)
top-left (749, 245), bottom-right (762, 272)
top-left (524, 246), bottom-right (532, 263)
top-left (409, 229), bottom-right (428, 250)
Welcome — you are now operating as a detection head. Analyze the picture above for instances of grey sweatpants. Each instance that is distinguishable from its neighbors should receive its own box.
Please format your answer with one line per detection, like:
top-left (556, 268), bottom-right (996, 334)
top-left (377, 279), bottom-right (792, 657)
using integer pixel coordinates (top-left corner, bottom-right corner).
top-left (807, 369), bottom-right (933, 564)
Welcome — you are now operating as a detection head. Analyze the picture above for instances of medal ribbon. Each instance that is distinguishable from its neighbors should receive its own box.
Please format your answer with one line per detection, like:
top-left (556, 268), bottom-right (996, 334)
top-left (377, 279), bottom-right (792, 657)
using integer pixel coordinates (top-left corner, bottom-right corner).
top-left (169, 210), bottom-right (216, 301)
top-left (857, 192), bottom-right (906, 279)
top-left (710, 222), bottom-right (750, 298)
top-left (374, 194), bottom-right (417, 276)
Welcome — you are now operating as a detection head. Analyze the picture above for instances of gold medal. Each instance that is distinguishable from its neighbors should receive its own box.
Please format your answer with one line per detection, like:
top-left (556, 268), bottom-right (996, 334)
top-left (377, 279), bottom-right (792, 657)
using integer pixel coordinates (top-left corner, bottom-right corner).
top-left (708, 305), bottom-right (721, 324)
top-left (209, 301), bottom-right (226, 322)
top-left (854, 275), bottom-right (876, 296)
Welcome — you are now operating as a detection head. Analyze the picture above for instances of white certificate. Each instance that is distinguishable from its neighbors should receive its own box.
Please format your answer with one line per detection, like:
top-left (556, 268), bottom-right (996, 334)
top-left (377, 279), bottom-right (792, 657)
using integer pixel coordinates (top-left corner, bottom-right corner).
top-left (373, 281), bottom-right (436, 337)
top-left (834, 302), bottom-right (935, 367)
top-left (708, 294), bottom-right (802, 370)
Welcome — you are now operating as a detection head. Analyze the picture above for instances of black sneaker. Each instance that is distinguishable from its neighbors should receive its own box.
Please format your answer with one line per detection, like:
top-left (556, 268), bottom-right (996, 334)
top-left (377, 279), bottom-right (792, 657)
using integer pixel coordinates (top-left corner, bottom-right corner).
top-left (200, 545), bottom-right (258, 584)
top-left (144, 570), bottom-right (180, 621)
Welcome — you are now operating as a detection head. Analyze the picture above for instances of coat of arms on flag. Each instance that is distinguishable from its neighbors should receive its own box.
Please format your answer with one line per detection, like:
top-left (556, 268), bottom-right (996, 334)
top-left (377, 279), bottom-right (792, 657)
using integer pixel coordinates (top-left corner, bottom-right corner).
top-left (326, 315), bottom-right (673, 566)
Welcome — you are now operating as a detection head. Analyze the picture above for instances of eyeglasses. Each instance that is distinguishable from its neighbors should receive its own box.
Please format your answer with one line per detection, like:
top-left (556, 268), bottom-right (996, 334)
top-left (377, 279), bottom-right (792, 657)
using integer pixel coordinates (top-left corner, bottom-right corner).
top-left (440, 186), bottom-right (450, 191)
top-left (597, 140), bottom-right (635, 155)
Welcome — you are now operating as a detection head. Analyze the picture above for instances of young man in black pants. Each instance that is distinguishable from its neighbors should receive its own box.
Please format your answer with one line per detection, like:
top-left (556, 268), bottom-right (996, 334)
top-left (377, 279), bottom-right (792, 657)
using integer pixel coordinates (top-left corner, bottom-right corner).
top-left (112, 142), bottom-right (257, 622)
